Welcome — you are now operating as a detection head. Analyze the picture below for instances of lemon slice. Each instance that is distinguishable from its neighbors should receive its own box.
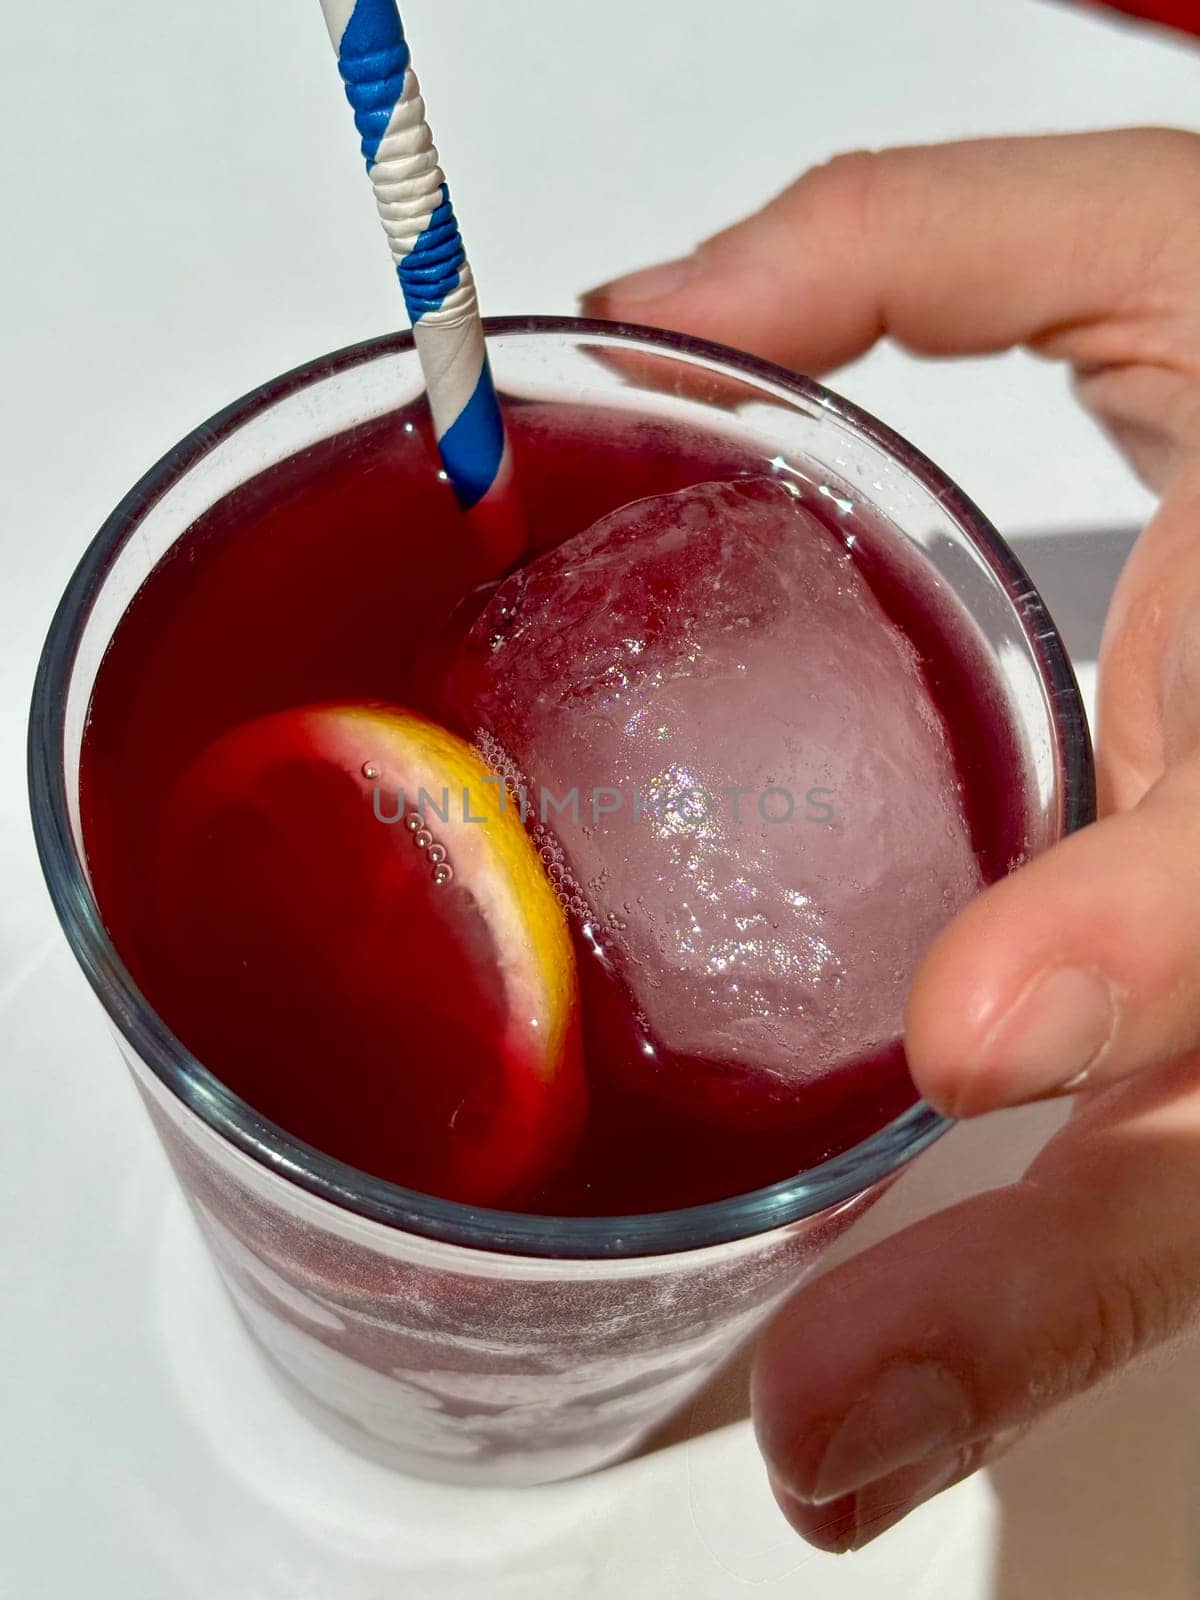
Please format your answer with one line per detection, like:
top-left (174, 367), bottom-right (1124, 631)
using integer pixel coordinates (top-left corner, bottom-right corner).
top-left (150, 703), bottom-right (584, 1204)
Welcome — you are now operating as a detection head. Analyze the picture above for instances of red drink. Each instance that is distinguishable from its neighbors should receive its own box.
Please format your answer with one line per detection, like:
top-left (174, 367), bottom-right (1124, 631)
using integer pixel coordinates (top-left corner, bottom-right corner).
top-left (80, 398), bottom-right (1019, 1216)
top-left (37, 325), bottom-right (1088, 1485)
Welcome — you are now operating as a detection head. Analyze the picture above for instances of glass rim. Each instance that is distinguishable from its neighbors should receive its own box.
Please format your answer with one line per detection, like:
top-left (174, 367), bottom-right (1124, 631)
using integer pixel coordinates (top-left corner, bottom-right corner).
top-left (27, 315), bottom-right (1096, 1259)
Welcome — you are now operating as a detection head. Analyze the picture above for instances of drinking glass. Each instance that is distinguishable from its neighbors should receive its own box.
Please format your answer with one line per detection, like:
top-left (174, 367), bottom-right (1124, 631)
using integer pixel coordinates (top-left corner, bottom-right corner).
top-left (29, 319), bottom-right (1094, 1485)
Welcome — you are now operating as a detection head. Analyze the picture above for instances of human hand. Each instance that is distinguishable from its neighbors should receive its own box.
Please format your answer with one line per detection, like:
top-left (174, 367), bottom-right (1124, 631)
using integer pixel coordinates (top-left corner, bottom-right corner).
top-left (585, 128), bottom-right (1200, 1549)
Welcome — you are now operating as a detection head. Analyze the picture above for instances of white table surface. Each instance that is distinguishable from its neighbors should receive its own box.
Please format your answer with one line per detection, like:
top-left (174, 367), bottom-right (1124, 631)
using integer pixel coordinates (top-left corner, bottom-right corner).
top-left (3, 3), bottom-right (1198, 1595)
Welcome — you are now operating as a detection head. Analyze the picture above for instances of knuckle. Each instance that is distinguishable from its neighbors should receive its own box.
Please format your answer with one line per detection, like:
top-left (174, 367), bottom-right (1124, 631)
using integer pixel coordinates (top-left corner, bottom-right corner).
top-left (806, 148), bottom-right (886, 222)
top-left (1077, 1268), bottom-right (1145, 1386)
top-left (783, 149), bottom-right (890, 279)
top-left (817, 147), bottom-right (884, 186)
top-left (1015, 1187), bottom-right (1196, 1407)
top-left (1070, 1253), bottom-right (1187, 1392)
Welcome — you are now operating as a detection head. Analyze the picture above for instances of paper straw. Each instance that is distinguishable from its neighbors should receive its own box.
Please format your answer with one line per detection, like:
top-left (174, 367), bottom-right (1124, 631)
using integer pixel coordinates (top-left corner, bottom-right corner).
top-left (320, 0), bottom-right (523, 566)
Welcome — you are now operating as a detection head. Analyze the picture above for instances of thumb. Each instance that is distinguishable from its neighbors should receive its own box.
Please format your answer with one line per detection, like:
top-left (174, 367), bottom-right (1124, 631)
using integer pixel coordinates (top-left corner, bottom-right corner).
top-left (581, 129), bottom-right (1198, 378)
top-left (903, 749), bottom-right (1200, 1118)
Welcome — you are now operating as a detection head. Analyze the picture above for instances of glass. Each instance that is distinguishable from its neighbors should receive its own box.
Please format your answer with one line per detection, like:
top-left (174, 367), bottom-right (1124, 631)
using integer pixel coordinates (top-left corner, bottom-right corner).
top-left (29, 319), bottom-right (1094, 1485)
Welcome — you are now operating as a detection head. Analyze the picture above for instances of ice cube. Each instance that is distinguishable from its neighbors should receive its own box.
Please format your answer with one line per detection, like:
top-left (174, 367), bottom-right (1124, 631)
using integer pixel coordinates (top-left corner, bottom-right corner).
top-left (447, 478), bottom-right (982, 1124)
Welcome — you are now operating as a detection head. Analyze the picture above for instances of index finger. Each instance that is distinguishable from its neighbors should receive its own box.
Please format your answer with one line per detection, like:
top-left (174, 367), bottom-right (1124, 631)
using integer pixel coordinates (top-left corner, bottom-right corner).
top-left (584, 128), bottom-right (1200, 376)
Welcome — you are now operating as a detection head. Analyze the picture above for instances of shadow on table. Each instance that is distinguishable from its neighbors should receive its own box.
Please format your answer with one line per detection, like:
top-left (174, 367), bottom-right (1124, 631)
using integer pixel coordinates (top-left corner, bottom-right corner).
top-left (988, 1331), bottom-right (1200, 1600)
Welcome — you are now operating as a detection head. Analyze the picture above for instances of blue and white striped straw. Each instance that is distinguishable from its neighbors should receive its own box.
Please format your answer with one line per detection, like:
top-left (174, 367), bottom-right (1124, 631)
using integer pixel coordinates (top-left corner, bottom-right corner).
top-left (319, 0), bottom-right (521, 561)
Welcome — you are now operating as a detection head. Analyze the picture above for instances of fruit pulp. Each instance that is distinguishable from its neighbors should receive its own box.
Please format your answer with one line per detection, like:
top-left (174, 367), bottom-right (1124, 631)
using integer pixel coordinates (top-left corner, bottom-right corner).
top-left (80, 397), bottom-right (1024, 1214)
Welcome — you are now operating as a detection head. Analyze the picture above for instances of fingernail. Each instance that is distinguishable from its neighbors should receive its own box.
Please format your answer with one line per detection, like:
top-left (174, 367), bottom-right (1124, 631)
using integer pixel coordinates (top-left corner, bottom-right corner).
top-left (807, 1361), bottom-right (973, 1505)
top-left (769, 1476), bottom-right (858, 1553)
top-left (581, 254), bottom-right (700, 310)
top-left (772, 1449), bottom-right (968, 1553)
top-left (848, 1448), bottom-right (970, 1549)
top-left (963, 965), bottom-right (1121, 1110)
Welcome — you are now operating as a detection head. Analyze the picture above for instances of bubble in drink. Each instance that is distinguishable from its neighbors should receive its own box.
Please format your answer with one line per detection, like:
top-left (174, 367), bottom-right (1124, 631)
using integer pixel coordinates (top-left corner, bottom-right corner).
top-left (449, 478), bottom-right (983, 1127)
